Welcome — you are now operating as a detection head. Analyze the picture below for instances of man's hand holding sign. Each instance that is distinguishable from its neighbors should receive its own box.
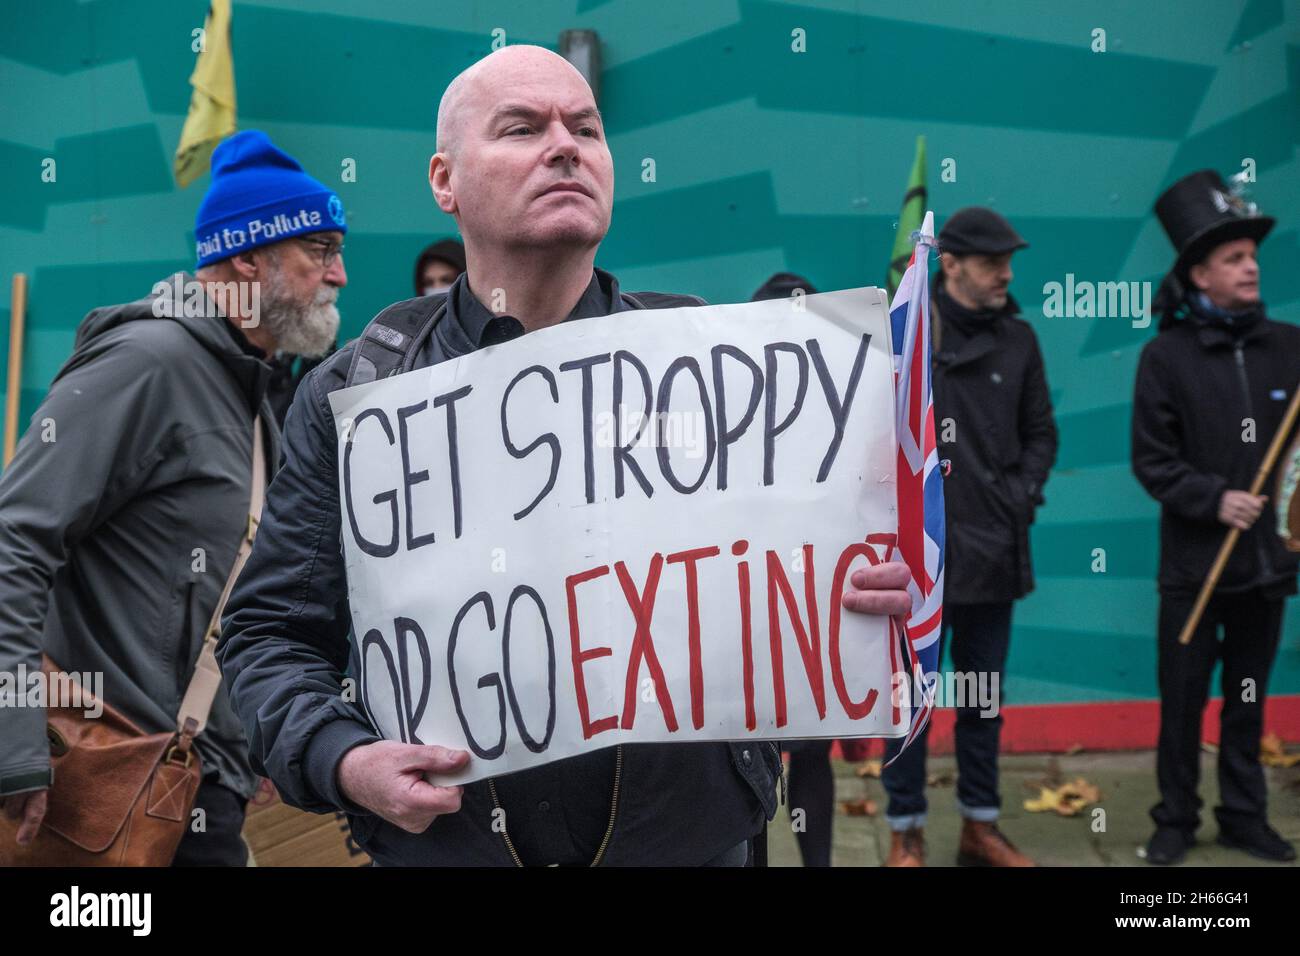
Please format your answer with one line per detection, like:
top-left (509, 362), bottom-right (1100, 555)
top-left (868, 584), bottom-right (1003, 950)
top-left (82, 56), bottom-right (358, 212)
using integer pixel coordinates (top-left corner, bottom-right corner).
top-left (330, 289), bottom-right (912, 830)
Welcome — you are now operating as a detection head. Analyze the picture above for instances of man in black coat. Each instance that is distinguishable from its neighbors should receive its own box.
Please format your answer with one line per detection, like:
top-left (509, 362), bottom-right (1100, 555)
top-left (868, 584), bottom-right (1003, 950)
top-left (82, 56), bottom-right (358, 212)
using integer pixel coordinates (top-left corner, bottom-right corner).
top-left (882, 207), bottom-right (1058, 867)
top-left (1133, 169), bottom-right (1299, 865)
top-left (217, 45), bottom-right (912, 867)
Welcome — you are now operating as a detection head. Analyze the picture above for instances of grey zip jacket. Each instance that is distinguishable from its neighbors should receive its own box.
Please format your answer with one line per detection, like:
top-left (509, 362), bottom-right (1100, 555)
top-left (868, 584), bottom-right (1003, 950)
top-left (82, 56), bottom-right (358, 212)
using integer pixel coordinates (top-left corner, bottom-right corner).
top-left (0, 274), bottom-right (278, 799)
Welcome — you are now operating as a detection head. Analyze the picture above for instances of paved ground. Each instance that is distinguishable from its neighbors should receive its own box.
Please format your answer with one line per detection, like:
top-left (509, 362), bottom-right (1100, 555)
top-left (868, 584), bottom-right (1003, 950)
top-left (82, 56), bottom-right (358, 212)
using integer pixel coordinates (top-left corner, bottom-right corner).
top-left (765, 750), bottom-right (1300, 867)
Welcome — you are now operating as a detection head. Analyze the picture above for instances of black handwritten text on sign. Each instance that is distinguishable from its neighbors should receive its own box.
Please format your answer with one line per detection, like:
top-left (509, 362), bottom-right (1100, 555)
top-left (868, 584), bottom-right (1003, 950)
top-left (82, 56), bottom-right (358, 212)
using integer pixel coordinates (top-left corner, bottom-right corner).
top-left (330, 288), bottom-right (904, 784)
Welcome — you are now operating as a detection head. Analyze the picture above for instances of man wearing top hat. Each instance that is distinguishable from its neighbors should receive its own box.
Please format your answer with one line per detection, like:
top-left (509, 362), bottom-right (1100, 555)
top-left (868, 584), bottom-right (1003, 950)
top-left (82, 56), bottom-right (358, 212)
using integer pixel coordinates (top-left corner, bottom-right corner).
top-left (882, 207), bottom-right (1058, 867)
top-left (1133, 169), bottom-right (1300, 864)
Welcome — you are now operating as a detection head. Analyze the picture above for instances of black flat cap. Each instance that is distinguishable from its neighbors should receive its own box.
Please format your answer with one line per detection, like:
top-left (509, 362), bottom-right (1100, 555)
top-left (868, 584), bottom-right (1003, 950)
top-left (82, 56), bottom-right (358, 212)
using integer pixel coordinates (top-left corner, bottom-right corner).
top-left (938, 207), bottom-right (1028, 256)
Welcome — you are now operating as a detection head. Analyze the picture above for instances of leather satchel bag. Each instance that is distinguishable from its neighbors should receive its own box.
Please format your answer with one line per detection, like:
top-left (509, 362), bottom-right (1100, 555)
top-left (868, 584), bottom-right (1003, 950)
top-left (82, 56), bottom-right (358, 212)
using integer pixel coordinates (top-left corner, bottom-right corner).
top-left (0, 419), bottom-right (266, 866)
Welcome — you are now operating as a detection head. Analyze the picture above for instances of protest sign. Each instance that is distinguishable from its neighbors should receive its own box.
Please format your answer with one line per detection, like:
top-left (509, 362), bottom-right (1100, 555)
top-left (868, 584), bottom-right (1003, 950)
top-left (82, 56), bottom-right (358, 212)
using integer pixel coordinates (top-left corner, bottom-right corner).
top-left (329, 286), bottom-right (906, 784)
top-left (242, 778), bottom-right (371, 867)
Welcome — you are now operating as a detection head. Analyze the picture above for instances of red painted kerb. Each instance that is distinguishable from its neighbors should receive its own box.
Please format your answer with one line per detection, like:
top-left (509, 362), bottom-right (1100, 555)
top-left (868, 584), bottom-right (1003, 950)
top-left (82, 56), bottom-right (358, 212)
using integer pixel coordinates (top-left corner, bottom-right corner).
top-left (832, 694), bottom-right (1300, 757)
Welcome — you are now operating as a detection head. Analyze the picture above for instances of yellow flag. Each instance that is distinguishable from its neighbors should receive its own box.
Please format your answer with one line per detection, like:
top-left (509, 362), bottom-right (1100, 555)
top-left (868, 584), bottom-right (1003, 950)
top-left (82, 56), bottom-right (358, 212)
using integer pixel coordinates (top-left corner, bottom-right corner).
top-left (174, 0), bottom-right (236, 188)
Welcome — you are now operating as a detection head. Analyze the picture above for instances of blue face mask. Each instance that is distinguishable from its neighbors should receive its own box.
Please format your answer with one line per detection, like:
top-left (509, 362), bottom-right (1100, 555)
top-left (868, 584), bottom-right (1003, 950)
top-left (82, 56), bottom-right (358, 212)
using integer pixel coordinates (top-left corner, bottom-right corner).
top-left (423, 284), bottom-right (452, 296)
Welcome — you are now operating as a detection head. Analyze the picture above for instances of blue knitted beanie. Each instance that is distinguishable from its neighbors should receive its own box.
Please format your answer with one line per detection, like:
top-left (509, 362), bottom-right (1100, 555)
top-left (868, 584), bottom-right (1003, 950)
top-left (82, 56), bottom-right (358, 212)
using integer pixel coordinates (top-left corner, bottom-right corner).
top-left (194, 130), bottom-right (346, 269)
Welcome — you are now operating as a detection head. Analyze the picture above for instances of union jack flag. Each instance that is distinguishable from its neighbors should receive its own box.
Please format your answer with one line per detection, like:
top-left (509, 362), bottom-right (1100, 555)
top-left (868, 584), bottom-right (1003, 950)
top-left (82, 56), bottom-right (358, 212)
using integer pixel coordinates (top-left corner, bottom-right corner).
top-left (887, 210), bottom-right (945, 753)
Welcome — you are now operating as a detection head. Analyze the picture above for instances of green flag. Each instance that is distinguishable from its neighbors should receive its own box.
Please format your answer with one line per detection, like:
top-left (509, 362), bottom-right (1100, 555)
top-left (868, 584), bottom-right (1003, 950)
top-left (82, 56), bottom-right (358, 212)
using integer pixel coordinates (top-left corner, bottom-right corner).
top-left (886, 136), bottom-right (927, 299)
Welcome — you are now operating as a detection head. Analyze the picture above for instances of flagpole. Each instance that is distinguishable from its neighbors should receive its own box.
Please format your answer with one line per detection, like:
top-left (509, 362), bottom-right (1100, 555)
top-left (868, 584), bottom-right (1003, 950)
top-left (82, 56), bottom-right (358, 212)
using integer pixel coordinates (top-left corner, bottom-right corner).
top-left (917, 210), bottom-right (936, 256)
top-left (884, 210), bottom-right (942, 763)
top-left (893, 211), bottom-right (935, 431)
top-left (4, 273), bottom-right (28, 467)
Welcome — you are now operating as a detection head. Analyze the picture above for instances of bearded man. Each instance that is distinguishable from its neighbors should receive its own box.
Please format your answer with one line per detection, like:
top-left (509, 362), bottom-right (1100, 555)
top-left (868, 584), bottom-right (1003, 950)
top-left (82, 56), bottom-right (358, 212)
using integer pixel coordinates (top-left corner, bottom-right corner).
top-left (0, 130), bottom-right (345, 865)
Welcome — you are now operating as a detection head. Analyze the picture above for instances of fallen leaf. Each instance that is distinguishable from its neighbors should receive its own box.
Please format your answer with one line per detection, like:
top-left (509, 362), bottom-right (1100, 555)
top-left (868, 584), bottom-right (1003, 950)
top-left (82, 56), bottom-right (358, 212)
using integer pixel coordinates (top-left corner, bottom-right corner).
top-left (1023, 787), bottom-right (1062, 814)
top-left (1261, 733), bottom-right (1300, 768)
top-left (1022, 777), bottom-right (1101, 817)
top-left (1063, 777), bottom-right (1102, 804)
top-left (840, 799), bottom-right (878, 817)
top-left (855, 759), bottom-right (883, 779)
top-left (1064, 743), bottom-right (1084, 756)
top-left (926, 771), bottom-right (954, 787)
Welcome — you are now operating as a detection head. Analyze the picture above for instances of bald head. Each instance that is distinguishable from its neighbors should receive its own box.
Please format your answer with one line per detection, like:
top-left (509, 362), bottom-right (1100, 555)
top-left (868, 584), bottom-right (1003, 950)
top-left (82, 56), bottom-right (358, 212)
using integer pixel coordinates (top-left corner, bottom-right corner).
top-left (436, 45), bottom-right (594, 157)
top-left (428, 42), bottom-right (613, 257)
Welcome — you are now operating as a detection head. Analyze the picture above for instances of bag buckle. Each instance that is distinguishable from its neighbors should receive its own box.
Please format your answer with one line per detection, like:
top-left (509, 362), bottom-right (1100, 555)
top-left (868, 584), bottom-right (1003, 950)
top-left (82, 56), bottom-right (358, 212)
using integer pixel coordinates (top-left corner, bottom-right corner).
top-left (167, 719), bottom-right (199, 767)
top-left (164, 743), bottom-right (195, 768)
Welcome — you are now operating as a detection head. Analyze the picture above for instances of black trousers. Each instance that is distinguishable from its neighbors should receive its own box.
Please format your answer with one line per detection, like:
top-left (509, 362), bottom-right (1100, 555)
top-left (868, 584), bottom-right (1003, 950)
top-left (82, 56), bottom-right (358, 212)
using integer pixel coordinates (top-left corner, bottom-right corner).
top-left (1152, 588), bottom-right (1285, 834)
top-left (883, 602), bottom-right (1012, 822)
top-left (782, 739), bottom-right (834, 867)
top-left (171, 779), bottom-right (249, 867)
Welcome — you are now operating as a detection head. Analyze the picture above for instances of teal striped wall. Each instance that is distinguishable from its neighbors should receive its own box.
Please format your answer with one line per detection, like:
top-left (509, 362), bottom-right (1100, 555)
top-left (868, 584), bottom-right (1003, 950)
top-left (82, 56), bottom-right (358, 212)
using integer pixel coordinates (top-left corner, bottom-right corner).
top-left (2, 0), bottom-right (1298, 708)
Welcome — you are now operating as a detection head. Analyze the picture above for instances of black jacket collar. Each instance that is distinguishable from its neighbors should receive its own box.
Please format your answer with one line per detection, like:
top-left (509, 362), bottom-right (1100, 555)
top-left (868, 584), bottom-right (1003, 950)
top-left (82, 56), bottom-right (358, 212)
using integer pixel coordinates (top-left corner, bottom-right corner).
top-left (931, 280), bottom-right (1021, 370)
top-left (1193, 315), bottom-right (1272, 351)
top-left (1159, 290), bottom-right (1271, 351)
top-left (446, 267), bottom-right (621, 350)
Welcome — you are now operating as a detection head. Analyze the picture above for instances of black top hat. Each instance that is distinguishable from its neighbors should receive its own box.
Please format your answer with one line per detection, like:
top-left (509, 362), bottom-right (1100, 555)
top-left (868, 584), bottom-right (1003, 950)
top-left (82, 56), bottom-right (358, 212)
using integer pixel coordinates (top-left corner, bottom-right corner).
top-left (1154, 170), bottom-right (1274, 278)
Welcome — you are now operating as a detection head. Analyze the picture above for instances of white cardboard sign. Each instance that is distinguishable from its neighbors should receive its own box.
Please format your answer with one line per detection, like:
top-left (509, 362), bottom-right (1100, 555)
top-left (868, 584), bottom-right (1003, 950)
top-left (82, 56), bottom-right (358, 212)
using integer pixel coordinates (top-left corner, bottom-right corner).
top-left (330, 287), bottom-right (907, 784)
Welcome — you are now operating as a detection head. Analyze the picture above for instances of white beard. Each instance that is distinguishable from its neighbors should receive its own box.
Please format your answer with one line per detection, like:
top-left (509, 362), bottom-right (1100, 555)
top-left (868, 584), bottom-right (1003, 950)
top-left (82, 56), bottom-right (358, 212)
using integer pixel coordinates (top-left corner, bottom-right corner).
top-left (260, 272), bottom-right (340, 358)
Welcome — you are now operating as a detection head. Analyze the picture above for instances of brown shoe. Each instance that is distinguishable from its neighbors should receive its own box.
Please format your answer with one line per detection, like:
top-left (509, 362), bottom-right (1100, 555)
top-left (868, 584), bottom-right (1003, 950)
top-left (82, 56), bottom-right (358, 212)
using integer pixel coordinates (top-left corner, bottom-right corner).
top-left (957, 820), bottom-right (1036, 867)
top-left (885, 827), bottom-right (926, 867)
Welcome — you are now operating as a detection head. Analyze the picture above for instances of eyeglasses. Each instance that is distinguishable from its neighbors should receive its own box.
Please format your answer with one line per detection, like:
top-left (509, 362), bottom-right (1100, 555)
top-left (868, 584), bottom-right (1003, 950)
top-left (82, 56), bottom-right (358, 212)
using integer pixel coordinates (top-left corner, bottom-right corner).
top-left (297, 236), bottom-right (344, 268)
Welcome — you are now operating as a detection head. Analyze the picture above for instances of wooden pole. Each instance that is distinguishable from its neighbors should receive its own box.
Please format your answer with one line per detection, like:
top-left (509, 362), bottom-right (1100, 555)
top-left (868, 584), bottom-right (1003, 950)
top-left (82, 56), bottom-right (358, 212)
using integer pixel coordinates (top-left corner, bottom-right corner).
top-left (4, 273), bottom-right (28, 467)
top-left (1178, 380), bottom-right (1300, 644)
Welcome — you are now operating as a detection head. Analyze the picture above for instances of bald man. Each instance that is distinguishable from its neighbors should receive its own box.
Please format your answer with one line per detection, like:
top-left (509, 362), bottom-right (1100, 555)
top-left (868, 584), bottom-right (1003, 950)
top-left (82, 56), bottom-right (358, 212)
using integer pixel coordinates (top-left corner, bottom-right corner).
top-left (218, 46), bottom-right (909, 867)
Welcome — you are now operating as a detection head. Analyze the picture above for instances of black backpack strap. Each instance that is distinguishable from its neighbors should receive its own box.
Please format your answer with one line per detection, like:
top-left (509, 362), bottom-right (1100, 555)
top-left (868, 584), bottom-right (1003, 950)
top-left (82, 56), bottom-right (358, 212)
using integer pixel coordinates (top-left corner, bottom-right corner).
top-left (346, 289), bottom-right (705, 387)
top-left (345, 294), bottom-right (449, 387)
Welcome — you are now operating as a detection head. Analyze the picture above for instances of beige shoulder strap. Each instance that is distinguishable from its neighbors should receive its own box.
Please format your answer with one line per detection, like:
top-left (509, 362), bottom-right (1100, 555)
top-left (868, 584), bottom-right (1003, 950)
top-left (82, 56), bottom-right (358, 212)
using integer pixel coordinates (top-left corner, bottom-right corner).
top-left (176, 416), bottom-right (267, 743)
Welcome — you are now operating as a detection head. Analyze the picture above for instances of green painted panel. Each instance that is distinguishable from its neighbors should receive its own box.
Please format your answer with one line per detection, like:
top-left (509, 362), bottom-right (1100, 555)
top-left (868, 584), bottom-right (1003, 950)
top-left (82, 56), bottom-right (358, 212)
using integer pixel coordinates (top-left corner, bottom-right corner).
top-left (0, 125), bottom-right (172, 230)
top-left (1, 0), bottom-right (1296, 709)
